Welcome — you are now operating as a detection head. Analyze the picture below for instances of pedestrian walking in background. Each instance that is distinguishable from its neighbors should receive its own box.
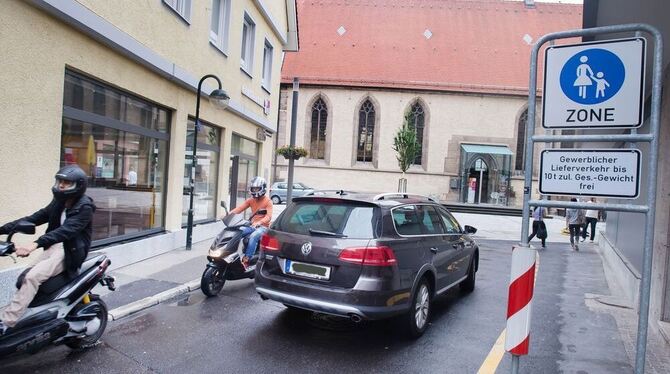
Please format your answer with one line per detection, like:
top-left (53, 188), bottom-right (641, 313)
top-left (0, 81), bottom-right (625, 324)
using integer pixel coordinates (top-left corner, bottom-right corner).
top-left (582, 198), bottom-right (599, 242)
top-left (528, 206), bottom-right (547, 248)
top-left (566, 198), bottom-right (583, 251)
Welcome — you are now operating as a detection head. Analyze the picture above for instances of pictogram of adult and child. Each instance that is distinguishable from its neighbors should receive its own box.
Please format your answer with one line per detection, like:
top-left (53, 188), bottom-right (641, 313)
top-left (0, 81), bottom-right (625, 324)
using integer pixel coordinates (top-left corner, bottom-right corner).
top-left (559, 48), bottom-right (626, 105)
top-left (574, 55), bottom-right (610, 99)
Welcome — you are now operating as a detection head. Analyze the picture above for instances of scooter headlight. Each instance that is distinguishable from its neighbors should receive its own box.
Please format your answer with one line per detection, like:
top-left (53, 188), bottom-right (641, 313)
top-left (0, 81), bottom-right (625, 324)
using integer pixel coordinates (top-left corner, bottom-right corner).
top-left (209, 247), bottom-right (224, 258)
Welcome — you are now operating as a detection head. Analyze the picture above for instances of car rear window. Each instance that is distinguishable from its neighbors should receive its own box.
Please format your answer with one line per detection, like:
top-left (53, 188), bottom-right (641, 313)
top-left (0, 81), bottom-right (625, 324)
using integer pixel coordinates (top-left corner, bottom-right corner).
top-left (274, 201), bottom-right (379, 238)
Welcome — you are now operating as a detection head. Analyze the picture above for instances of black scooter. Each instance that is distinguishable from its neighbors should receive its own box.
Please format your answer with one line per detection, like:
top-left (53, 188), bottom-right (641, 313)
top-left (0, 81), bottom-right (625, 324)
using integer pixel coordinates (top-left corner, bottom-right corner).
top-left (0, 221), bottom-right (116, 358)
top-left (200, 202), bottom-right (266, 297)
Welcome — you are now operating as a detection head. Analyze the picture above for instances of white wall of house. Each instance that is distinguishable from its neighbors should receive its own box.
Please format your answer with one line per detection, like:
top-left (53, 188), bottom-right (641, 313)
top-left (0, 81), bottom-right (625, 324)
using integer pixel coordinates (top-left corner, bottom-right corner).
top-left (274, 85), bottom-right (545, 204)
top-left (0, 0), bottom-right (295, 271)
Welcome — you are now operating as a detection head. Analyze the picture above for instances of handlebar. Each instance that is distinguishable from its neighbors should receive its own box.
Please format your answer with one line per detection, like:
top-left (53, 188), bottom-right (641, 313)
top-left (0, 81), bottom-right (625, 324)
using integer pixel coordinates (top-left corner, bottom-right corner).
top-left (0, 220), bottom-right (36, 257)
top-left (0, 241), bottom-right (16, 257)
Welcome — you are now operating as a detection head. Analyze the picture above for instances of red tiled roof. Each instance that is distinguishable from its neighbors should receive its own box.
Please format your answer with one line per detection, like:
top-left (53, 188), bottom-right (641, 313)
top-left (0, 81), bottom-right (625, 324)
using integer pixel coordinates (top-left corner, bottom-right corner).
top-left (282, 0), bottom-right (583, 95)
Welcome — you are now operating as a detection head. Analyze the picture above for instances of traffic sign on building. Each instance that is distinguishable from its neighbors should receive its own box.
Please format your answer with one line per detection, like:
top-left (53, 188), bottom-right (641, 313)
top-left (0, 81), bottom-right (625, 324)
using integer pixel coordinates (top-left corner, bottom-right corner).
top-left (542, 38), bottom-right (646, 128)
top-left (539, 149), bottom-right (641, 198)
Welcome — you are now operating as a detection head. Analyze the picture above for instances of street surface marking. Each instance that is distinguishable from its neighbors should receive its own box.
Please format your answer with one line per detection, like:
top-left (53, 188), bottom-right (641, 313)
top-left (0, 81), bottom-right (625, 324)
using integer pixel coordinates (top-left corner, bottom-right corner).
top-left (478, 330), bottom-right (507, 374)
top-left (477, 251), bottom-right (540, 374)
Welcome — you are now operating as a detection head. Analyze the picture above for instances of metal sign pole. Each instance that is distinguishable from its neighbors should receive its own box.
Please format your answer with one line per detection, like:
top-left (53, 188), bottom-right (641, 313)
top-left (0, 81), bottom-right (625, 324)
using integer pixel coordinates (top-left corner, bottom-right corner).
top-left (511, 23), bottom-right (663, 374)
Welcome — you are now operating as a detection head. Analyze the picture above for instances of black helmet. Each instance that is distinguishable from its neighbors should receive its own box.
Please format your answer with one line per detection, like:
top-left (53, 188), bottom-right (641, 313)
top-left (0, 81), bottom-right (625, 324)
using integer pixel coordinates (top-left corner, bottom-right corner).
top-left (52, 165), bottom-right (88, 201)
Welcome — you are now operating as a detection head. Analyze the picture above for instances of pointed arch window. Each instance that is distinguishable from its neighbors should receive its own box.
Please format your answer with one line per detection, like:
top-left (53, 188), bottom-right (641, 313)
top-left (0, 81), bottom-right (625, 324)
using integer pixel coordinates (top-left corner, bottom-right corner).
top-left (357, 99), bottom-right (375, 162)
top-left (310, 98), bottom-right (328, 159)
top-left (515, 109), bottom-right (528, 171)
top-left (407, 102), bottom-right (425, 165)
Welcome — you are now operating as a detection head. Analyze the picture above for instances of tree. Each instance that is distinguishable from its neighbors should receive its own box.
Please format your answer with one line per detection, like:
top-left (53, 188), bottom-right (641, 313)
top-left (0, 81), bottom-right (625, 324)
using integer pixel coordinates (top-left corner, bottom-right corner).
top-left (392, 113), bottom-right (419, 192)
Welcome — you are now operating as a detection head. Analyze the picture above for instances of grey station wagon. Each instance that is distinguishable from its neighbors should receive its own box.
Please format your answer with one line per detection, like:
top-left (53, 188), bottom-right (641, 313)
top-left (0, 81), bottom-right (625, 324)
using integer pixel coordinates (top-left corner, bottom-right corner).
top-left (254, 192), bottom-right (479, 337)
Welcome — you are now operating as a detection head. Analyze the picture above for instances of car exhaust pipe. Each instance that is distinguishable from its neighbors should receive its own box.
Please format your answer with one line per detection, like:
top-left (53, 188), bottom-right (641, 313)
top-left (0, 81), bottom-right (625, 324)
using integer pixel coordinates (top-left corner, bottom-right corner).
top-left (349, 314), bottom-right (363, 323)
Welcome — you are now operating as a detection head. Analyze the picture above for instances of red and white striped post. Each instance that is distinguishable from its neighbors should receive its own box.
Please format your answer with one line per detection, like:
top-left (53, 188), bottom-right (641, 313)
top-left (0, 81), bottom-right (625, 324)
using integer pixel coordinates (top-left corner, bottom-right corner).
top-left (505, 245), bottom-right (537, 356)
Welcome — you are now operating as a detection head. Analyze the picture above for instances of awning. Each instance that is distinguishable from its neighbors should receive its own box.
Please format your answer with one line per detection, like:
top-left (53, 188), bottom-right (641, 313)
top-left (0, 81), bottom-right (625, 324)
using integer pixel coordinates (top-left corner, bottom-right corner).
top-left (461, 144), bottom-right (513, 155)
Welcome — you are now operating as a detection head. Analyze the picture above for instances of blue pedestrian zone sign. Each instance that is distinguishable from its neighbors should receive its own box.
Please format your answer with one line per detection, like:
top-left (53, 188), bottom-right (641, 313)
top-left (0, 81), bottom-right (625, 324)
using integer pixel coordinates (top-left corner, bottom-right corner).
top-left (542, 38), bottom-right (645, 129)
top-left (560, 49), bottom-right (625, 105)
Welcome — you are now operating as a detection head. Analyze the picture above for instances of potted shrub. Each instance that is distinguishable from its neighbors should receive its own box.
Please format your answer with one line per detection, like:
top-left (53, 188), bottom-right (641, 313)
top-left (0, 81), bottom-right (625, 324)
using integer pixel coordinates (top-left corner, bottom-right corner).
top-left (276, 145), bottom-right (308, 160)
top-left (392, 113), bottom-right (419, 192)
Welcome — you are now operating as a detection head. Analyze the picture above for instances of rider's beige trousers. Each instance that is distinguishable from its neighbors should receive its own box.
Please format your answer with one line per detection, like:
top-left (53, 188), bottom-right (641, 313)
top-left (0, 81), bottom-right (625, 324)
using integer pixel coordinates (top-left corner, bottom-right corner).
top-left (1, 244), bottom-right (65, 327)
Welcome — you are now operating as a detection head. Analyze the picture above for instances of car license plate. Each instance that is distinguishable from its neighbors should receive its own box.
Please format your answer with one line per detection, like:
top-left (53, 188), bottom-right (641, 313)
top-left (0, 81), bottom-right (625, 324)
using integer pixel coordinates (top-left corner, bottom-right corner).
top-left (285, 259), bottom-right (331, 280)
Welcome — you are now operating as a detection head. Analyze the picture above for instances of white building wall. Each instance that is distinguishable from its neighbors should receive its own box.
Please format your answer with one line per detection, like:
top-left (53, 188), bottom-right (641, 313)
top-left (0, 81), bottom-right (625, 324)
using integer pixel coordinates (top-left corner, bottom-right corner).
top-left (0, 0), bottom-right (293, 272)
top-left (275, 85), bottom-right (543, 203)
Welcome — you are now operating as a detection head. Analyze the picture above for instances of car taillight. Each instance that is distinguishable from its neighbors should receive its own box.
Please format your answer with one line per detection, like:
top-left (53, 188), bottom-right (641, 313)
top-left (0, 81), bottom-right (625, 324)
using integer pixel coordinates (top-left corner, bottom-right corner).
top-left (260, 234), bottom-right (280, 252)
top-left (339, 246), bottom-right (397, 266)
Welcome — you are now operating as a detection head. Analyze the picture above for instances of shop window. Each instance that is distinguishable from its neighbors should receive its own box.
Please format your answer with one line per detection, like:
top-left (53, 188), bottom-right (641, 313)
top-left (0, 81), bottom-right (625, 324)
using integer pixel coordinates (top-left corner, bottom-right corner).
top-left (61, 71), bottom-right (170, 245)
top-left (182, 119), bottom-right (221, 226)
top-left (231, 135), bottom-right (259, 209)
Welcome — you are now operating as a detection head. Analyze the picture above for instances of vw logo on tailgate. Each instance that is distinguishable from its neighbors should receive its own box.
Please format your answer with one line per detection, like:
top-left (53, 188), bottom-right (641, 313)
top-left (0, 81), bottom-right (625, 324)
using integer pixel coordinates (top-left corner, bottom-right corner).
top-left (301, 242), bottom-right (312, 256)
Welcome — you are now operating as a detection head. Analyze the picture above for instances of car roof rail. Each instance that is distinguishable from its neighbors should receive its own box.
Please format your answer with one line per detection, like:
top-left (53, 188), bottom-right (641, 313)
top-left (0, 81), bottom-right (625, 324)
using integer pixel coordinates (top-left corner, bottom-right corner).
top-left (304, 189), bottom-right (351, 196)
top-left (373, 193), bottom-right (435, 202)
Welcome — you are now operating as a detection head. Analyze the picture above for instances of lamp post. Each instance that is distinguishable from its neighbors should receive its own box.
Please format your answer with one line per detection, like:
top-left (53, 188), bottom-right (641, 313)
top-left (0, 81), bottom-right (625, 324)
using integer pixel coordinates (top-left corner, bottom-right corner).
top-left (186, 74), bottom-right (230, 250)
top-left (286, 77), bottom-right (299, 204)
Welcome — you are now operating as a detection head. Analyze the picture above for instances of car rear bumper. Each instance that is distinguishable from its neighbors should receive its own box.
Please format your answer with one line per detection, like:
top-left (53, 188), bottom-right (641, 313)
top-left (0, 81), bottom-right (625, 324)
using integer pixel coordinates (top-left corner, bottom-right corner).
top-left (255, 274), bottom-right (410, 320)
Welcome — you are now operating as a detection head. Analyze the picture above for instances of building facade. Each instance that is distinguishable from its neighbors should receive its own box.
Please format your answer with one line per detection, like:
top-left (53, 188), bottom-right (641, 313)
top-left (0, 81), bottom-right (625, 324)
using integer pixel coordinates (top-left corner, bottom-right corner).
top-left (582, 0), bottom-right (670, 344)
top-left (274, 0), bottom-right (581, 206)
top-left (0, 0), bottom-right (298, 272)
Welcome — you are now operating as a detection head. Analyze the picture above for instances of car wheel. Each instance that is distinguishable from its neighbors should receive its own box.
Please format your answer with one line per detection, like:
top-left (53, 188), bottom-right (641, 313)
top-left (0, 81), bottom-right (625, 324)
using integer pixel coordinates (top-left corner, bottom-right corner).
top-left (460, 257), bottom-right (476, 294)
top-left (271, 195), bottom-right (281, 204)
top-left (404, 278), bottom-right (431, 338)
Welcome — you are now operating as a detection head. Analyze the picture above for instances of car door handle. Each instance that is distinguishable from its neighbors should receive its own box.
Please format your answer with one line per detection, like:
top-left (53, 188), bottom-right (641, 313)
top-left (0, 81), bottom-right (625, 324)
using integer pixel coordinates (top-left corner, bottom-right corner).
top-left (430, 247), bottom-right (438, 254)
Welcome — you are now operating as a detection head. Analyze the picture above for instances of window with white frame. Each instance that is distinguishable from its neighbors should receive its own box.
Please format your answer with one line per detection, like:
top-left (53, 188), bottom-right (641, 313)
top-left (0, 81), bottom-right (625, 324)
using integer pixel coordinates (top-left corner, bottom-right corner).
top-left (241, 13), bottom-right (256, 74)
top-left (262, 40), bottom-right (273, 90)
top-left (210, 0), bottom-right (231, 53)
top-left (163, 0), bottom-right (192, 22)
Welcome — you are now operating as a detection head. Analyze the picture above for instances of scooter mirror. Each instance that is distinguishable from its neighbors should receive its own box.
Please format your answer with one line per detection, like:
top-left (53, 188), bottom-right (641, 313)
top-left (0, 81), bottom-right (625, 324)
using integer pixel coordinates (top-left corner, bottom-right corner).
top-left (256, 209), bottom-right (268, 215)
top-left (220, 201), bottom-right (227, 209)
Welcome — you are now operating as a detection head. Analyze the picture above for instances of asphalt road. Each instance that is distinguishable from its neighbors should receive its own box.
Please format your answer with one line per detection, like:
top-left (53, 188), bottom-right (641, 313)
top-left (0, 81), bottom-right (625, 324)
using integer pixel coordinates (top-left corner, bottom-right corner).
top-left (0, 239), bottom-right (631, 373)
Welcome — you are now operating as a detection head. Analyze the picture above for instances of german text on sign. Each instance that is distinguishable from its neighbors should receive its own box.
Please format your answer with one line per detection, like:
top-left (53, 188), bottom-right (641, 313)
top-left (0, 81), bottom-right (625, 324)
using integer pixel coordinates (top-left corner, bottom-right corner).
top-left (539, 149), bottom-right (641, 198)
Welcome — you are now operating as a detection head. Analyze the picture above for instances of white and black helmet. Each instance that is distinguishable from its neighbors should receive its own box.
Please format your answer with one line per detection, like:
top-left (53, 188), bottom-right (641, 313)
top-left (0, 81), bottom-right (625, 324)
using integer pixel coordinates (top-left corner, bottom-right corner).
top-left (248, 176), bottom-right (267, 198)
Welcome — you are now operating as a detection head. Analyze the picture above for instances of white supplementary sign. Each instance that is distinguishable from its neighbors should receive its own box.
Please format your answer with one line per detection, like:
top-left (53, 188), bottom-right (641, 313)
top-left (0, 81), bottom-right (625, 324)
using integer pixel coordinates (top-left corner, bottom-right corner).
top-left (539, 149), bottom-right (641, 198)
top-left (542, 37), bottom-right (646, 129)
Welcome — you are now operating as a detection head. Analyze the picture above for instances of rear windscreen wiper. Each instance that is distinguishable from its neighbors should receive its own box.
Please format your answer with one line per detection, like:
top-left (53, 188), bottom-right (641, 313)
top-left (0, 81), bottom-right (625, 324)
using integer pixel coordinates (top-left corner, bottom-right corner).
top-left (308, 229), bottom-right (347, 238)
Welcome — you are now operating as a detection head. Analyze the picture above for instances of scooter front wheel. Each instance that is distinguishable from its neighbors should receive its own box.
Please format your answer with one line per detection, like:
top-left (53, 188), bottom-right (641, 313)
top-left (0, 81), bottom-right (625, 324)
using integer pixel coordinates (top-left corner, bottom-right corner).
top-left (201, 266), bottom-right (226, 297)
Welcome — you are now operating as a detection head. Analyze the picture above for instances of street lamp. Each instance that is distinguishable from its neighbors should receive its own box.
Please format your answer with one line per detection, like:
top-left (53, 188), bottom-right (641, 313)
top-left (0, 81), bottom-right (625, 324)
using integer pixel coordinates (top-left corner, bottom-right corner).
top-left (186, 74), bottom-right (230, 250)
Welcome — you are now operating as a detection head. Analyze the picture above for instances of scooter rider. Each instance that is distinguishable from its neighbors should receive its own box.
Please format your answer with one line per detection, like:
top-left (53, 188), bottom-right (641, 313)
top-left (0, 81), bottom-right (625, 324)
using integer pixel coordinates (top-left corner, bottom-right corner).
top-left (0, 165), bottom-right (96, 335)
top-left (229, 176), bottom-right (273, 267)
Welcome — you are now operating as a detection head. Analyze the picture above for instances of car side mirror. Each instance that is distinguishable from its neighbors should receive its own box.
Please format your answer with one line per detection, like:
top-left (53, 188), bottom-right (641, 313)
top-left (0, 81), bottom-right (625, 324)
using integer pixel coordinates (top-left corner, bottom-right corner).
top-left (464, 225), bottom-right (477, 235)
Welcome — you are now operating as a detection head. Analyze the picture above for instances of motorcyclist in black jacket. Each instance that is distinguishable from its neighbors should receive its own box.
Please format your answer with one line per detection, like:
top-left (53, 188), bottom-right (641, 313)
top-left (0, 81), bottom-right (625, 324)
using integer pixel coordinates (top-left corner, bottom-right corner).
top-left (0, 165), bottom-right (96, 334)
